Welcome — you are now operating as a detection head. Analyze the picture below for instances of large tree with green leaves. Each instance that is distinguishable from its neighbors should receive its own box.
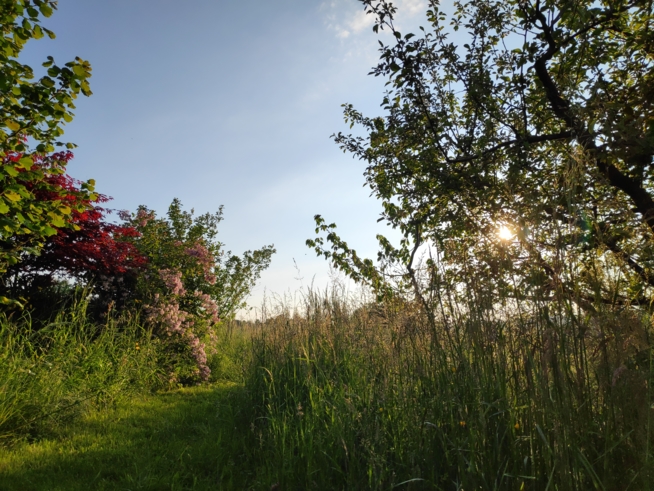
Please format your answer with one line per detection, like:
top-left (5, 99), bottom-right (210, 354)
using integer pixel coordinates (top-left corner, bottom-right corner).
top-left (309, 0), bottom-right (654, 311)
top-left (0, 0), bottom-right (94, 289)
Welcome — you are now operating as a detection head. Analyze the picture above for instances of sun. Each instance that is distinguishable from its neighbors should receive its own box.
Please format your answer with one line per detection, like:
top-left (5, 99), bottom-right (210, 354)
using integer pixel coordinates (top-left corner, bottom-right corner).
top-left (498, 225), bottom-right (514, 241)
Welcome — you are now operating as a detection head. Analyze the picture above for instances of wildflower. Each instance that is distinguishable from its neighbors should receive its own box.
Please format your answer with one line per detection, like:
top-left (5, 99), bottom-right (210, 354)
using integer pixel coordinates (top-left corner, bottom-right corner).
top-left (135, 343), bottom-right (140, 351)
top-left (459, 420), bottom-right (466, 428)
top-left (514, 422), bottom-right (520, 430)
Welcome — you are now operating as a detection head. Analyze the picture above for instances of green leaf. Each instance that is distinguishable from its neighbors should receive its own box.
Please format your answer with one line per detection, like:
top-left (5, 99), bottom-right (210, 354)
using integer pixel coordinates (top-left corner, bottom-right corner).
top-left (72, 65), bottom-right (86, 78)
top-left (52, 217), bottom-right (65, 228)
top-left (5, 120), bottom-right (20, 132)
top-left (4, 166), bottom-right (19, 177)
top-left (32, 25), bottom-right (44, 39)
top-left (4, 190), bottom-right (22, 202)
top-left (39, 3), bottom-right (54, 17)
top-left (17, 156), bottom-right (32, 170)
top-left (80, 80), bottom-right (92, 96)
top-left (0, 200), bottom-right (9, 214)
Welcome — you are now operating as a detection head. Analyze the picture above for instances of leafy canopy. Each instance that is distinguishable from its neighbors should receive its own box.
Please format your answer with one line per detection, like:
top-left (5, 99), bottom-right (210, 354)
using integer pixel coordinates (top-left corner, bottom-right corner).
top-left (0, 0), bottom-right (94, 281)
top-left (309, 0), bottom-right (654, 310)
top-left (1, 161), bottom-right (146, 303)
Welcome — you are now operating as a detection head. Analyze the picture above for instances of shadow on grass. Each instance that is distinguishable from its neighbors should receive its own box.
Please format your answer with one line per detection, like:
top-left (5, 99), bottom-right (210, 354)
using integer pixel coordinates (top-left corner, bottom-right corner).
top-left (0, 383), bottom-right (258, 491)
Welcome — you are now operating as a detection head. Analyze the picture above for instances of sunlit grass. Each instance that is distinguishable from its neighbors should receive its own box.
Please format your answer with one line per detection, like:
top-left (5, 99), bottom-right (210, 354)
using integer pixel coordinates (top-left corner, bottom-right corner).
top-left (0, 302), bottom-right (164, 444)
top-left (1, 287), bottom-right (652, 490)
top-left (240, 288), bottom-right (654, 490)
top-left (0, 383), bottom-right (251, 491)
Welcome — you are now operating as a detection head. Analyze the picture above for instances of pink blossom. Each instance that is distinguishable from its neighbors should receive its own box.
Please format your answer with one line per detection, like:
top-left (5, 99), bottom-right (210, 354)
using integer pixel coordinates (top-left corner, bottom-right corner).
top-left (159, 268), bottom-right (185, 295)
top-left (146, 300), bottom-right (190, 336)
top-left (136, 209), bottom-right (154, 227)
top-left (193, 290), bottom-right (220, 324)
top-left (185, 243), bottom-right (215, 283)
top-left (145, 291), bottom-right (212, 383)
top-left (186, 332), bottom-right (211, 382)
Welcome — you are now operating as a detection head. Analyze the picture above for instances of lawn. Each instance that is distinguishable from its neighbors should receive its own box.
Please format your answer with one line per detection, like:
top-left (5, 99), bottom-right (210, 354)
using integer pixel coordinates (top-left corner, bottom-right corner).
top-left (0, 383), bottom-right (254, 491)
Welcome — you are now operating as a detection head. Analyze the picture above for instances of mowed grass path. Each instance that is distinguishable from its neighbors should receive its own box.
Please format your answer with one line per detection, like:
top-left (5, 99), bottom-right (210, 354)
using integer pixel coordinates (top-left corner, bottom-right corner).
top-left (0, 383), bottom-right (255, 491)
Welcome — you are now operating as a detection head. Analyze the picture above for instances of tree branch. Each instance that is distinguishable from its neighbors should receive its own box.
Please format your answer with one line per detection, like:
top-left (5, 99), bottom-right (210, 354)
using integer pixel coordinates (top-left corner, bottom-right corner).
top-left (531, 7), bottom-right (654, 232)
top-left (451, 131), bottom-right (574, 163)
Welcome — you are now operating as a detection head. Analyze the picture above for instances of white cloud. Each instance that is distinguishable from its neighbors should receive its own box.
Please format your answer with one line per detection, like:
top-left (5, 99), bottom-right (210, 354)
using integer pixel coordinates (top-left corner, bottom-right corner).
top-left (398, 0), bottom-right (428, 16)
top-left (348, 8), bottom-right (375, 33)
top-left (321, 0), bottom-right (428, 41)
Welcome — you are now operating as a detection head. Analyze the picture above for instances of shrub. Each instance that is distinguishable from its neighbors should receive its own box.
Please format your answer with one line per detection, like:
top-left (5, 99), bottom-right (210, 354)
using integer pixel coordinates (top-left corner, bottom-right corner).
top-left (120, 198), bottom-right (274, 384)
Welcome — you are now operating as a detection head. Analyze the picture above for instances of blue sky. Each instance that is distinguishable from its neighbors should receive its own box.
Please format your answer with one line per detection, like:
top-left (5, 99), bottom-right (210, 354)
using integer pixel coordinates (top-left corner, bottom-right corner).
top-left (20, 0), bottom-right (431, 313)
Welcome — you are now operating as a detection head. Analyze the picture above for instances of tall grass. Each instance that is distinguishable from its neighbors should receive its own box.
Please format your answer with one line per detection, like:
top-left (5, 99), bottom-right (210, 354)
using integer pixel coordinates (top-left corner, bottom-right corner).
top-left (2, 283), bottom-right (651, 489)
top-left (241, 286), bottom-right (653, 490)
top-left (0, 297), bottom-right (164, 444)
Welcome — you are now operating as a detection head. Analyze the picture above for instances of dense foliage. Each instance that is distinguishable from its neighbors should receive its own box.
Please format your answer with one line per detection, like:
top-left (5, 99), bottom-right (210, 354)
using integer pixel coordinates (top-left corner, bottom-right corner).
top-left (0, 0), bottom-right (94, 289)
top-left (1, 152), bottom-right (145, 303)
top-left (117, 199), bottom-right (275, 383)
top-left (310, 0), bottom-right (654, 312)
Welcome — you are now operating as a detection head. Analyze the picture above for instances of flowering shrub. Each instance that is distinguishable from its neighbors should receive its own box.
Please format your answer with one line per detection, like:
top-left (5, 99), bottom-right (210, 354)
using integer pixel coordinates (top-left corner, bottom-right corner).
top-left (122, 198), bottom-right (275, 384)
top-left (1, 152), bottom-right (146, 309)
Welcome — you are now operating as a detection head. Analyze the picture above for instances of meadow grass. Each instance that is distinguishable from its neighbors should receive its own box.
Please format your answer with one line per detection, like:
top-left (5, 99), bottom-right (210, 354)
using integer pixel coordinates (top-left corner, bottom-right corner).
top-left (240, 287), bottom-right (654, 490)
top-left (0, 298), bottom-right (166, 445)
top-left (0, 287), bottom-right (652, 490)
top-left (0, 300), bottom-right (259, 490)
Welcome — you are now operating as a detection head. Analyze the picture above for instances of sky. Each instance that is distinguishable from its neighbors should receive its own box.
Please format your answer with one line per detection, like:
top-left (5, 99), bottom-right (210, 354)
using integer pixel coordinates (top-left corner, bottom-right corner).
top-left (19, 0), bottom-right (433, 315)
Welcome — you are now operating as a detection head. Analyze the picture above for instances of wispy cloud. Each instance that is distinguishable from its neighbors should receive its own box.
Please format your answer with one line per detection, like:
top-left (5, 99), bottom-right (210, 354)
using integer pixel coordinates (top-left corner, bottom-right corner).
top-left (321, 0), bottom-right (428, 40)
top-left (399, 0), bottom-right (428, 16)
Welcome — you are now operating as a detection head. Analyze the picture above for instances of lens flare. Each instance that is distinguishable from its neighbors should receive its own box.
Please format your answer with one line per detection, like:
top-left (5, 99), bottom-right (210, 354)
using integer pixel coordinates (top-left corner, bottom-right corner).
top-left (498, 225), bottom-right (514, 241)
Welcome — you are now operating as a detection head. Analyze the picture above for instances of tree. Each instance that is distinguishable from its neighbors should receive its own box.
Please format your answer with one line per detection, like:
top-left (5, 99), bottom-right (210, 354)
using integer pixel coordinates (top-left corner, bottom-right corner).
top-left (1, 155), bottom-right (146, 304)
top-left (0, 0), bottom-right (94, 287)
top-left (309, 0), bottom-right (654, 311)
